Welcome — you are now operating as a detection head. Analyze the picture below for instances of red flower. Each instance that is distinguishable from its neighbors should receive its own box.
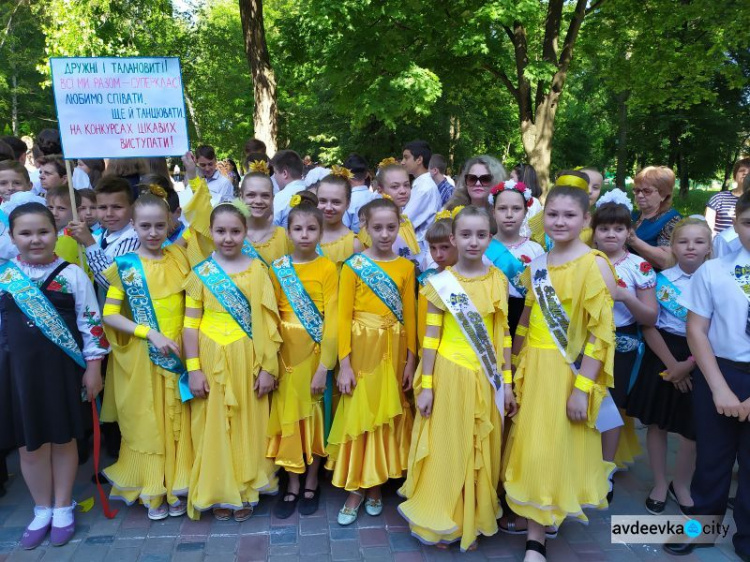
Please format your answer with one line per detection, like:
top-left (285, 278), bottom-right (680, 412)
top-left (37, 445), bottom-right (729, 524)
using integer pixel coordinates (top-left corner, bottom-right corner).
top-left (639, 262), bottom-right (653, 274)
top-left (47, 280), bottom-right (63, 291)
top-left (617, 278), bottom-right (627, 288)
top-left (516, 182), bottom-right (527, 192)
top-left (520, 255), bottom-right (531, 264)
top-left (90, 326), bottom-right (104, 337)
top-left (99, 336), bottom-right (110, 348)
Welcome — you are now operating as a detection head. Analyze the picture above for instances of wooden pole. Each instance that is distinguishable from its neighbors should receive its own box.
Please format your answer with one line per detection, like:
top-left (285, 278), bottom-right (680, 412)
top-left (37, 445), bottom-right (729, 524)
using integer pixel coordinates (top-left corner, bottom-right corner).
top-left (63, 159), bottom-right (86, 270)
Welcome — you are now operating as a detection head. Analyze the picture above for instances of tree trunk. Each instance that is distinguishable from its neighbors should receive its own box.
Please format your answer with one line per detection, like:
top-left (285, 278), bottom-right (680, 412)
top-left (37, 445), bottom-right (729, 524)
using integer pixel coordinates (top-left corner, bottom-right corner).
top-left (521, 93), bottom-right (558, 194)
top-left (615, 90), bottom-right (629, 188)
top-left (184, 90), bottom-right (201, 141)
top-left (11, 72), bottom-right (17, 135)
top-left (239, 0), bottom-right (278, 156)
top-left (449, 115), bottom-right (460, 172)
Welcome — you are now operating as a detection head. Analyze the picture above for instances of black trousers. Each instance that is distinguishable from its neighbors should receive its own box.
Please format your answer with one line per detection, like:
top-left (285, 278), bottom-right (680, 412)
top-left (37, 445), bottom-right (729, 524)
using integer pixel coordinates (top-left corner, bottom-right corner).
top-left (691, 359), bottom-right (750, 557)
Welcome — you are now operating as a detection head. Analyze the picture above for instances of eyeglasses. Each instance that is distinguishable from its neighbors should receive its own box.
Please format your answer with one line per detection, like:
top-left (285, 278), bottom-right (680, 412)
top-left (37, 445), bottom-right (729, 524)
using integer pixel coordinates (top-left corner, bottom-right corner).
top-left (465, 174), bottom-right (493, 187)
top-left (632, 187), bottom-right (657, 196)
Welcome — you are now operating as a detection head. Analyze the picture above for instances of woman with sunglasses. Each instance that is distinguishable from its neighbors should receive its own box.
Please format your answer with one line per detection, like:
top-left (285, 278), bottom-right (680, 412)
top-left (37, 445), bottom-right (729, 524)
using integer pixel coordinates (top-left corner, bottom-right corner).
top-left (627, 166), bottom-right (682, 271)
top-left (445, 156), bottom-right (507, 233)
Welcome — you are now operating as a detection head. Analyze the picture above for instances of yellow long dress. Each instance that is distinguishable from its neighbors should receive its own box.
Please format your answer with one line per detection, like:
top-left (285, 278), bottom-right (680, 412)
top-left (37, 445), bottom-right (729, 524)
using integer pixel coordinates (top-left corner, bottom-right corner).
top-left (182, 176), bottom-right (291, 266)
top-left (320, 230), bottom-right (356, 270)
top-left (185, 258), bottom-right (281, 519)
top-left (325, 256), bottom-right (416, 490)
top-left (502, 251), bottom-right (616, 526)
top-left (101, 245), bottom-right (192, 509)
top-left (267, 256), bottom-right (338, 472)
top-left (399, 267), bottom-right (509, 551)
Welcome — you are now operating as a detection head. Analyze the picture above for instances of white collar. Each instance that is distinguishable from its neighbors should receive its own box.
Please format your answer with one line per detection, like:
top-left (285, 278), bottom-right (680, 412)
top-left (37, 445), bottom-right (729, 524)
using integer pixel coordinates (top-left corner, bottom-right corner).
top-left (104, 223), bottom-right (134, 241)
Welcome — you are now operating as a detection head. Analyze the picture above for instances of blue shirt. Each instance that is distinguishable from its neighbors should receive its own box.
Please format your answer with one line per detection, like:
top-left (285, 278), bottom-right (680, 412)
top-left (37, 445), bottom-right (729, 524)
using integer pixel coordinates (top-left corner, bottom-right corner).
top-left (344, 186), bottom-right (380, 233)
top-left (436, 178), bottom-right (454, 207)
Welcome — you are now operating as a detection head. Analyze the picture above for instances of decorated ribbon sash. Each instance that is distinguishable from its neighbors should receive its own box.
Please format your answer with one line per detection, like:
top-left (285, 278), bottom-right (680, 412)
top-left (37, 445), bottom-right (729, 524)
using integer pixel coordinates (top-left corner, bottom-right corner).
top-left (0, 261), bottom-right (86, 368)
top-left (315, 244), bottom-right (324, 257)
top-left (615, 330), bottom-right (646, 393)
top-left (271, 255), bottom-right (323, 343)
top-left (530, 255), bottom-right (622, 432)
top-left (344, 253), bottom-right (404, 324)
top-left (429, 270), bottom-right (505, 416)
top-left (417, 268), bottom-right (437, 287)
top-left (485, 239), bottom-right (527, 296)
top-left (733, 262), bottom-right (750, 336)
top-left (194, 256), bottom-right (254, 339)
top-left (115, 254), bottom-right (193, 402)
top-left (241, 239), bottom-right (268, 265)
top-left (655, 273), bottom-right (687, 322)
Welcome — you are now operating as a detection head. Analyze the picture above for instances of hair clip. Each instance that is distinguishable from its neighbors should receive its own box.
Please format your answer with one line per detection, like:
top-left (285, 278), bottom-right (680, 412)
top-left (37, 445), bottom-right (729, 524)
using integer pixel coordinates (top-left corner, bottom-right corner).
top-left (381, 193), bottom-right (393, 201)
top-left (148, 184), bottom-right (167, 199)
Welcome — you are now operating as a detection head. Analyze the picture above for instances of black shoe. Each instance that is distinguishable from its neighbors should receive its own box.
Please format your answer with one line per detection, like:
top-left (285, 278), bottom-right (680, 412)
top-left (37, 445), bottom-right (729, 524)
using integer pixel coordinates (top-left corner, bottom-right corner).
top-left (663, 542), bottom-right (711, 556)
top-left (645, 494), bottom-right (667, 515)
top-left (738, 551), bottom-right (750, 562)
top-left (90, 471), bottom-right (109, 485)
top-left (273, 492), bottom-right (299, 519)
top-left (298, 487), bottom-right (321, 516)
top-left (667, 482), bottom-right (694, 516)
top-left (607, 477), bottom-right (615, 504)
top-left (525, 539), bottom-right (546, 560)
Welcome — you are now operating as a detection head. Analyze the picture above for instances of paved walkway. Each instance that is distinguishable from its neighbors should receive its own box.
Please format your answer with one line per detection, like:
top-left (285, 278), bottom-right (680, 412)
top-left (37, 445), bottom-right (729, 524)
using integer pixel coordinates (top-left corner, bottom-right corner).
top-left (0, 426), bottom-right (741, 561)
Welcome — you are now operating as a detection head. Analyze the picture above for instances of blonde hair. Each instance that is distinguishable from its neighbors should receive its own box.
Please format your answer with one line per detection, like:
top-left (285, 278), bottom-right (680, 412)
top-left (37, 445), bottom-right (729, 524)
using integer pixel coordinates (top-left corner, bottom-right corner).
top-left (668, 216), bottom-right (712, 266)
top-left (634, 166), bottom-right (675, 212)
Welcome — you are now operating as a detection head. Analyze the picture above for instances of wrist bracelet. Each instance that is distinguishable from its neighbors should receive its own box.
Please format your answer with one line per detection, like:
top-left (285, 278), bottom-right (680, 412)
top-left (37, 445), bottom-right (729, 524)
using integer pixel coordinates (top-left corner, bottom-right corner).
top-left (503, 336), bottom-right (513, 349)
top-left (422, 336), bottom-right (439, 350)
top-left (186, 358), bottom-right (201, 372)
top-left (574, 374), bottom-right (595, 393)
top-left (425, 313), bottom-right (442, 327)
top-left (134, 325), bottom-right (151, 339)
top-left (502, 369), bottom-right (512, 384)
top-left (421, 375), bottom-right (433, 389)
top-left (516, 325), bottom-right (528, 337)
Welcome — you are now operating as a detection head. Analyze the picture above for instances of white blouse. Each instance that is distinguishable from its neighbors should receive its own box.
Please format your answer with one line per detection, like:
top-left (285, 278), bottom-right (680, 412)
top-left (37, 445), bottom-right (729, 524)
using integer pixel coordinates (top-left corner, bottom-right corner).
top-left (656, 265), bottom-right (692, 337)
top-left (613, 252), bottom-right (657, 327)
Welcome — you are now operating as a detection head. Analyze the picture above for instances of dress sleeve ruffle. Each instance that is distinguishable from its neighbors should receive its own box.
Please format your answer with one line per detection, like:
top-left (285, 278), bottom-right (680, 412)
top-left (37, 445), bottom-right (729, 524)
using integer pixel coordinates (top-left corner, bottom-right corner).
top-left (249, 260), bottom-right (282, 378)
top-left (420, 282), bottom-right (448, 312)
top-left (400, 219), bottom-right (420, 255)
top-left (183, 270), bottom-right (204, 302)
top-left (320, 259), bottom-right (339, 370)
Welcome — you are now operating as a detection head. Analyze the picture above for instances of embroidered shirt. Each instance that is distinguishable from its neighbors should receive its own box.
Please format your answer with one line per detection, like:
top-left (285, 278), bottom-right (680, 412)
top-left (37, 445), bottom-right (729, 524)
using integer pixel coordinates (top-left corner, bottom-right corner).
top-left (613, 252), bottom-right (657, 327)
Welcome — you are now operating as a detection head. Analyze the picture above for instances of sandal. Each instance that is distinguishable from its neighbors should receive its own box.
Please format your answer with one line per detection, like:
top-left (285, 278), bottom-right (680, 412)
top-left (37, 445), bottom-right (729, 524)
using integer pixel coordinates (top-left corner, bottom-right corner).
top-left (169, 499), bottom-right (187, 518)
top-left (273, 492), bottom-right (299, 520)
top-left (298, 487), bottom-right (321, 516)
top-left (524, 539), bottom-right (547, 561)
top-left (337, 491), bottom-right (364, 526)
top-left (233, 507), bottom-right (253, 522)
top-left (213, 508), bottom-right (231, 521)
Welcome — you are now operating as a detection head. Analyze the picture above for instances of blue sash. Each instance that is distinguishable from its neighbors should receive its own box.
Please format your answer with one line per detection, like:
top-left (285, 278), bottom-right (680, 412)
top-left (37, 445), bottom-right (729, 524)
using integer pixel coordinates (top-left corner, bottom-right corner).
top-left (163, 222), bottom-right (185, 247)
top-left (316, 244), bottom-right (324, 257)
top-left (655, 273), bottom-right (687, 322)
top-left (0, 261), bottom-right (86, 368)
top-left (634, 209), bottom-right (681, 247)
top-left (115, 254), bottom-right (193, 402)
top-left (417, 268), bottom-right (437, 287)
top-left (615, 329), bottom-right (646, 393)
top-left (485, 239), bottom-right (527, 295)
top-left (270, 255), bottom-right (323, 343)
top-left (0, 208), bottom-right (8, 226)
top-left (193, 256), bottom-right (253, 339)
top-left (344, 253), bottom-right (404, 324)
top-left (241, 239), bottom-right (267, 265)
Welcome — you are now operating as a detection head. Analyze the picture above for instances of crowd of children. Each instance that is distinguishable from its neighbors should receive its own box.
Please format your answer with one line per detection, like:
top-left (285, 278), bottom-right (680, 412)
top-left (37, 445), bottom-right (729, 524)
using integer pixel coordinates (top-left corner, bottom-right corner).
top-left (0, 139), bottom-right (749, 562)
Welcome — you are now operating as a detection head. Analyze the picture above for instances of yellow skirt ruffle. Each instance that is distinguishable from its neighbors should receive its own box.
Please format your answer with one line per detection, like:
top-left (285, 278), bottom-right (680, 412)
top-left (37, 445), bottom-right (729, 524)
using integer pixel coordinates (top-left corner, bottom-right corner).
top-left (503, 347), bottom-right (615, 527)
top-left (614, 411), bottom-right (642, 470)
top-left (325, 313), bottom-right (412, 490)
top-left (101, 336), bottom-right (192, 509)
top-left (187, 334), bottom-right (278, 519)
top-left (398, 356), bottom-right (503, 552)
top-left (267, 320), bottom-right (327, 473)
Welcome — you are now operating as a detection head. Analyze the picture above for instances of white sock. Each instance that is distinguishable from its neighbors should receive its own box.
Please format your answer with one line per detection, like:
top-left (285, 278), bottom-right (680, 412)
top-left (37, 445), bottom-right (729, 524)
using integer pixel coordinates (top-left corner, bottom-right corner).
top-left (28, 506), bottom-right (52, 531)
top-left (52, 504), bottom-right (75, 527)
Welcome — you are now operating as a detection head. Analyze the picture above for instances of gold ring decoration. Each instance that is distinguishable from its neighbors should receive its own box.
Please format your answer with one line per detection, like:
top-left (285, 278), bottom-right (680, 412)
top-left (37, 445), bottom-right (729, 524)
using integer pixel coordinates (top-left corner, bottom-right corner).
top-left (248, 160), bottom-right (270, 175)
top-left (555, 174), bottom-right (589, 191)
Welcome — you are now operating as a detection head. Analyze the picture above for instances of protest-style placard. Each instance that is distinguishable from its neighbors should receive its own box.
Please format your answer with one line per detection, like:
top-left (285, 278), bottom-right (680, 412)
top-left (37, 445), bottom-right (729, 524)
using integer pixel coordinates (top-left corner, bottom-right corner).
top-left (50, 56), bottom-right (190, 159)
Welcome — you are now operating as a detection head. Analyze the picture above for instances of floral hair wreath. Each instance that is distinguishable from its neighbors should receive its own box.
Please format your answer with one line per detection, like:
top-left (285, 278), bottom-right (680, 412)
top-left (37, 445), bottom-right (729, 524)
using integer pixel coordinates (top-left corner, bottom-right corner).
top-left (378, 157), bottom-right (399, 169)
top-left (330, 165), bottom-right (353, 180)
top-left (595, 188), bottom-right (633, 213)
top-left (490, 180), bottom-right (533, 208)
top-left (248, 160), bottom-right (270, 175)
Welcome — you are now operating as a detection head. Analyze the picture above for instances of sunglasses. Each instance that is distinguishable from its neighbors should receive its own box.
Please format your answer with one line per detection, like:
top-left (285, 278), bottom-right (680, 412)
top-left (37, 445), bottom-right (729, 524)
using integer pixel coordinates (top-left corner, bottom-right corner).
top-left (465, 174), bottom-right (493, 187)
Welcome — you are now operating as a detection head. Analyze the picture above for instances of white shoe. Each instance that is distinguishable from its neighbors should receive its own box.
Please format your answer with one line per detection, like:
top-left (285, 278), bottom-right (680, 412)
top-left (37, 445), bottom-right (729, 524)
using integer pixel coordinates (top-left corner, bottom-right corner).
top-left (364, 498), bottom-right (382, 516)
top-left (337, 492), bottom-right (364, 526)
top-left (147, 504), bottom-right (169, 521)
top-left (168, 499), bottom-right (187, 517)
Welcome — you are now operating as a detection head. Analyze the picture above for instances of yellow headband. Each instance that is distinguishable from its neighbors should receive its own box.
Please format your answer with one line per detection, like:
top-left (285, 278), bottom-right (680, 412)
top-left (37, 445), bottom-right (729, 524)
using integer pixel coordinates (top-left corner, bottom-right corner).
top-left (248, 160), bottom-right (270, 175)
top-left (217, 198), bottom-right (251, 218)
top-left (555, 174), bottom-right (589, 191)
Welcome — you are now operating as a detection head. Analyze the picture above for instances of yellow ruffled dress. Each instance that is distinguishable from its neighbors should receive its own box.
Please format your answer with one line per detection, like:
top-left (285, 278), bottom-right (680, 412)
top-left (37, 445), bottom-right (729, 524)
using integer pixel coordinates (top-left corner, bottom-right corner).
top-left (184, 258), bottom-right (282, 519)
top-left (320, 230), bottom-right (357, 270)
top-left (502, 251), bottom-right (616, 526)
top-left (614, 415), bottom-right (642, 469)
top-left (267, 256), bottom-right (338, 472)
top-left (357, 218), bottom-right (420, 258)
top-left (182, 177), bottom-right (291, 266)
top-left (399, 267), bottom-right (509, 551)
top-left (101, 245), bottom-right (193, 509)
top-left (325, 256), bottom-right (416, 490)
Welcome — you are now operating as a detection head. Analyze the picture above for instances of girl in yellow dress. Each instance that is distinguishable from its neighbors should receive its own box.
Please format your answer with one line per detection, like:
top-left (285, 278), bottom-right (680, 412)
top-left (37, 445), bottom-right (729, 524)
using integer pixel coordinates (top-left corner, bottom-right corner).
top-left (358, 160), bottom-right (421, 268)
top-left (267, 192), bottom-right (338, 518)
top-left (327, 197), bottom-right (416, 526)
top-left (180, 153), bottom-right (291, 266)
top-left (316, 167), bottom-right (363, 268)
top-left (399, 206), bottom-right (517, 552)
top-left (502, 175), bottom-right (618, 562)
top-left (183, 200), bottom-right (280, 522)
top-left (101, 193), bottom-right (193, 521)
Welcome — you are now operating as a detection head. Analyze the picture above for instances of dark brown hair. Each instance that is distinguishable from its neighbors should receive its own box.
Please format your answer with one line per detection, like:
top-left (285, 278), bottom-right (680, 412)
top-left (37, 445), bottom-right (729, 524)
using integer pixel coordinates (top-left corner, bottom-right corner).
top-left (288, 190), bottom-right (323, 229)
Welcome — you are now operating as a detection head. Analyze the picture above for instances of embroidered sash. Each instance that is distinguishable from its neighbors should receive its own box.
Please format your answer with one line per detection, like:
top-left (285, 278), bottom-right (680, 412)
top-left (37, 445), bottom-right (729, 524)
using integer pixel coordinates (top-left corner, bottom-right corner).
top-left (655, 273), bottom-right (687, 322)
top-left (241, 239), bottom-right (267, 265)
top-left (271, 255), bottom-right (323, 343)
top-left (428, 270), bottom-right (504, 416)
top-left (417, 268), bottom-right (437, 287)
top-left (193, 256), bottom-right (253, 339)
top-left (733, 262), bottom-right (750, 335)
top-left (115, 254), bottom-right (193, 402)
top-left (615, 329), bottom-right (646, 393)
top-left (344, 253), bottom-right (403, 324)
top-left (530, 254), bottom-right (622, 432)
top-left (485, 239), bottom-right (527, 295)
top-left (0, 261), bottom-right (86, 368)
